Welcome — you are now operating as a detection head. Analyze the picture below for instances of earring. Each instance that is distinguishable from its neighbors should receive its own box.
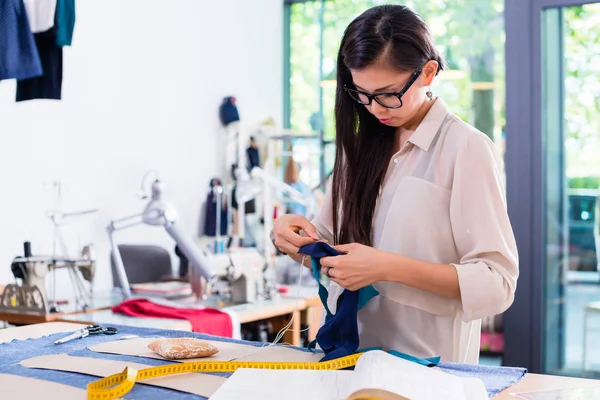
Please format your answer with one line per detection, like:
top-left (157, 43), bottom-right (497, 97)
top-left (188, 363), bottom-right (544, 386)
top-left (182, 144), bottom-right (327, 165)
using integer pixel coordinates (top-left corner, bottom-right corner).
top-left (426, 87), bottom-right (433, 100)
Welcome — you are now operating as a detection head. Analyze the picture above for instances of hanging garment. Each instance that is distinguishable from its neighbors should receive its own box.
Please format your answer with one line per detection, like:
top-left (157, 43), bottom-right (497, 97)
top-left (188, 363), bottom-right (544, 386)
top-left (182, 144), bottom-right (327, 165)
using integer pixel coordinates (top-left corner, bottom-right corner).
top-left (246, 146), bottom-right (259, 171)
top-left (54, 0), bottom-right (75, 46)
top-left (203, 182), bottom-right (229, 237)
top-left (112, 298), bottom-right (233, 337)
top-left (16, 26), bottom-right (63, 101)
top-left (219, 96), bottom-right (240, 126)
top-left (23, 0), bottom-right (57, 33)
top-left (0, 0), bottom-right (43, 81)
top-left (298, 242), bottom-right (379, 361)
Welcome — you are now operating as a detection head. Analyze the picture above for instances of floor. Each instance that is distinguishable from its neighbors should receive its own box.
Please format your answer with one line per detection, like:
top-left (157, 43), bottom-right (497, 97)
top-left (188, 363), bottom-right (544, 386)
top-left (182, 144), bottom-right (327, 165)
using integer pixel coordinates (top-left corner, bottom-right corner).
top-left (565, 280), bottom-right (600, 372)
top-left (479, 279), bottom-right (600, 373)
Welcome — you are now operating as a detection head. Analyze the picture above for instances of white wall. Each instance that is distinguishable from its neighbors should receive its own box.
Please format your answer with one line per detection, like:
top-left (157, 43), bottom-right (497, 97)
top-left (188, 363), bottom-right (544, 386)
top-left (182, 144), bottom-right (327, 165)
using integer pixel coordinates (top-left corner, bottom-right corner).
top-left (0, 0), bottom-right (283, 297)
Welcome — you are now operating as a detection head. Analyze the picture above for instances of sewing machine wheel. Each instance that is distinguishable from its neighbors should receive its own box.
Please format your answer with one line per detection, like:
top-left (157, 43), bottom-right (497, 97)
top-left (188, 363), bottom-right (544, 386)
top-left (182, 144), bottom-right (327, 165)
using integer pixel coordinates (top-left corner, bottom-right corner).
top-left (79, 245), bottom-right (96, 283)
top-left (78, 262), bottom-right (95, 283)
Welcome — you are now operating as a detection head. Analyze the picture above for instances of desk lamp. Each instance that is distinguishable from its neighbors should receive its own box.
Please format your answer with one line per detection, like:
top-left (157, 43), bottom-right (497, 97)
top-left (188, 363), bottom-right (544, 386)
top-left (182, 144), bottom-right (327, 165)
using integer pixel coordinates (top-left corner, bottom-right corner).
top-left (108, 172), bottom-right (217, 299)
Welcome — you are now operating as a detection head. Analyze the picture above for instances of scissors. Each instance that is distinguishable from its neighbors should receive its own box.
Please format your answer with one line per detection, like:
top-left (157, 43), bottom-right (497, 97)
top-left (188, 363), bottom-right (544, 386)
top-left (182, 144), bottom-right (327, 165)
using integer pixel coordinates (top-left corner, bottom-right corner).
top-left (53, 324), bottom-right (118, 345)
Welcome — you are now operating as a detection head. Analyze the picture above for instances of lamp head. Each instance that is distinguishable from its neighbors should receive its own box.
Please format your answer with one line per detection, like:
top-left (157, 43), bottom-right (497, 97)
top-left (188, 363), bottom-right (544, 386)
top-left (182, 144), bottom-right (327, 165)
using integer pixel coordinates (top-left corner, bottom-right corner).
top-left (142, 178), bottom-right (178, 225)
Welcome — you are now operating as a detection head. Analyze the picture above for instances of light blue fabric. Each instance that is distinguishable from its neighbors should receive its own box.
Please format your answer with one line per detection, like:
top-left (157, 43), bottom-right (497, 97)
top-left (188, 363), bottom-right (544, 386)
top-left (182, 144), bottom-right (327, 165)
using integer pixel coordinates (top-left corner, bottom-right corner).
top-left (0, 324), bottom-right (526, 398)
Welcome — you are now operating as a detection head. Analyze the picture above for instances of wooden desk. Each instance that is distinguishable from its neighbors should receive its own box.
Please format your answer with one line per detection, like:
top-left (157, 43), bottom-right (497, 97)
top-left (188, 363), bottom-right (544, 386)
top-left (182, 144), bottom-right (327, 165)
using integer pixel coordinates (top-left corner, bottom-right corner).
top-left (1, 322), bottom-right (599, 398)
top-left (0, 284), bottom-right (321, 346)
top-left (496, 372), bottom-right (600, 399)
top-left (55, 295), bottom-right (321, 346)
top-left (0, 292), bottom-right (120, 325)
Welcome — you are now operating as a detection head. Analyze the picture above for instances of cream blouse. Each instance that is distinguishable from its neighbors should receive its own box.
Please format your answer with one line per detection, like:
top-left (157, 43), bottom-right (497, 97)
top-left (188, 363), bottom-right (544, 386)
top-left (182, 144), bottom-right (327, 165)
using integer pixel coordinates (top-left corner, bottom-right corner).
top-left (311, 98), bottom-right (519, 364)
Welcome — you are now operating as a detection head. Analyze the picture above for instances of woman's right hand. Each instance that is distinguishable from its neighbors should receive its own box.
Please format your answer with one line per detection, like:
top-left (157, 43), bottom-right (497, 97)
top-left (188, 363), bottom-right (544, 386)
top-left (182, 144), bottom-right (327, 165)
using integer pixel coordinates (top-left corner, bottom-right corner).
top-left (272, 214), bottom-right (321, 255)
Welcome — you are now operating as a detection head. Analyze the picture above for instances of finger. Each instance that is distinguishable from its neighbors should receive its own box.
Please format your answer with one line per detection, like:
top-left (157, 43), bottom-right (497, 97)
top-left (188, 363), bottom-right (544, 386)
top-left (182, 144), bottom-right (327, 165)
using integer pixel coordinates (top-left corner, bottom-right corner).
top-left (278, 243), bottom-right (299, 255)
top-left (319, 256), bottom-right (339, 268)
top-left (333, 244), bottom-right (353, 254)
top-left (276, 237), bottom-right (319, 255)
top-left (284, 232), bottom-right (318, 249)
top-left (289, 216), bottom-right (319, 240)
top-left (325, 266), bottom-right (338, 280)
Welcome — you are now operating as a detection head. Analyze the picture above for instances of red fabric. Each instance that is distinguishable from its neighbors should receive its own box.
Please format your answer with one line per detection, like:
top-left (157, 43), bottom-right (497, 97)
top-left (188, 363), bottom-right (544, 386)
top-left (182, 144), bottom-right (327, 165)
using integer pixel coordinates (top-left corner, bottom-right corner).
top-left (112, 299), bottom-right (233, 337)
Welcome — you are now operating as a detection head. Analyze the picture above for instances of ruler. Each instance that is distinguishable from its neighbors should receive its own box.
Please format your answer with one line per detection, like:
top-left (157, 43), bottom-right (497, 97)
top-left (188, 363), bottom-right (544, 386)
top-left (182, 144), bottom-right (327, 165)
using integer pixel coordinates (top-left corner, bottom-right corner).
top-left (87, 352), bottom-right (364, 399)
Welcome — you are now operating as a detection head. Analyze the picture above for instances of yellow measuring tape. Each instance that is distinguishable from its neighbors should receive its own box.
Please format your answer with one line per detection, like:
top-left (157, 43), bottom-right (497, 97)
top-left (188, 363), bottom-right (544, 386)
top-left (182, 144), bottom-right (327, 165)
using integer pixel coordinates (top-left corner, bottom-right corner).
top-left (87, 352), bottom-right (364, 400)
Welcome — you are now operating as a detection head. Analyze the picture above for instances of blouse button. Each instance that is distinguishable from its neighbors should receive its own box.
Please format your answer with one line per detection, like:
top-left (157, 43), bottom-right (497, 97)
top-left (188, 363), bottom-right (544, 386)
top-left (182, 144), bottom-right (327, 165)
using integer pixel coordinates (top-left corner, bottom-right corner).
top-left (393, 158), bottom-right (399, 164)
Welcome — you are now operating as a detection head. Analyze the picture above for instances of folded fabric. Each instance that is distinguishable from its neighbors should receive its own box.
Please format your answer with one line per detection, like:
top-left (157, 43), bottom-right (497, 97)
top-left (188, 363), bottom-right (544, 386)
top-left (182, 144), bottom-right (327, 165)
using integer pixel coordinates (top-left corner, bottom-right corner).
top-left (112, 298), bottom-right (233, 338)
top-left (298, 242), bottom-right (379, 361)
top-left (0, 0), bottom-right (43, 81)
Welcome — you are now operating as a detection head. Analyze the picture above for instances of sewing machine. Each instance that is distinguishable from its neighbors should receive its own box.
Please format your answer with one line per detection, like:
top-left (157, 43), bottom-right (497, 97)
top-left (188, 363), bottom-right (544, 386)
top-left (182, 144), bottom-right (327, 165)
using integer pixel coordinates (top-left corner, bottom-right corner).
top-left (0, 246), bottom-right (96, 316)
top-left (206, 247), bottom-right (273, 305)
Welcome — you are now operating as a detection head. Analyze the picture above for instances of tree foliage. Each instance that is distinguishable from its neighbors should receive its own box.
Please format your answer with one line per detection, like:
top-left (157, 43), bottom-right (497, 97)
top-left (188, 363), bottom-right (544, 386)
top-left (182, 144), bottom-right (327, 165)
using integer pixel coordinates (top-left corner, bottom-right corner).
top-left (289, 1), bottom-right (600, 184)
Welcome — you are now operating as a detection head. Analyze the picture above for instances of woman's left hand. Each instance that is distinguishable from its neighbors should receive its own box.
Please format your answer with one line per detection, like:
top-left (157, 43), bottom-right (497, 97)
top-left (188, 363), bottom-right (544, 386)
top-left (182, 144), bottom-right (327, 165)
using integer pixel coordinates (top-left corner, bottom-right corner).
top-left (319, 243), bottom-right (388, 291)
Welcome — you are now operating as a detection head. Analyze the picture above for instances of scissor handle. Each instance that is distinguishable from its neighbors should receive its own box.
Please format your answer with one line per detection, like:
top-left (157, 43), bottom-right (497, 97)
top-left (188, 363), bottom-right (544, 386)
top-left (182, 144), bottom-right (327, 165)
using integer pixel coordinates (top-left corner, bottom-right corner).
top-left (87, 325), bottom-right (118, 335)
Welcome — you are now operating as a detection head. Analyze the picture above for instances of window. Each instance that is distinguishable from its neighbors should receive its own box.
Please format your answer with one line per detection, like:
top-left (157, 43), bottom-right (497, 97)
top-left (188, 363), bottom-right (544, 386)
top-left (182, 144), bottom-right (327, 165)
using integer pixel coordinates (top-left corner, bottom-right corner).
top-left (285, 0), bottom-right (506, 184)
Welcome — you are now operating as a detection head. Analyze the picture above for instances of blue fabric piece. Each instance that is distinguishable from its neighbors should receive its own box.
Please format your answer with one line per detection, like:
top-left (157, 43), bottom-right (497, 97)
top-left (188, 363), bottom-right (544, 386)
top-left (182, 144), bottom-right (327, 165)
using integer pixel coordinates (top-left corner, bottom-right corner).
top-left (299, 241), bottom-right (379, 320)
top-left (0, 0), bottom-right (43, 81)
top-left (55, 0), bottom-right (76, 47)
top-left (0, 324), bottom-right (526, 398)
top-left (298, 242), bottom-right (379, 361)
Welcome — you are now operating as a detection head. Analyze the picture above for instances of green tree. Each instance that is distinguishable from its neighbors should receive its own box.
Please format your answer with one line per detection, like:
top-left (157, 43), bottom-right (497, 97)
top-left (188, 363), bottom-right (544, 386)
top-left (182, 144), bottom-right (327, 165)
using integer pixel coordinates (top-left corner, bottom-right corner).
top-left (563, 4), bottom-right (600, 183)
top-left (409, 0), bottom-right (505, 141)
top-left (290, 0), bottom-right (505, 147)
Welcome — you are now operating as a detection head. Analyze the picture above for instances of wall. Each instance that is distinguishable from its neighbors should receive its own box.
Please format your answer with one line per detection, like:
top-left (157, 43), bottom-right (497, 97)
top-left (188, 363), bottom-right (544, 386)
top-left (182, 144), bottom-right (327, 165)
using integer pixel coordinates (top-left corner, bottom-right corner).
top-left (0, 0), bottom-right (283, 297)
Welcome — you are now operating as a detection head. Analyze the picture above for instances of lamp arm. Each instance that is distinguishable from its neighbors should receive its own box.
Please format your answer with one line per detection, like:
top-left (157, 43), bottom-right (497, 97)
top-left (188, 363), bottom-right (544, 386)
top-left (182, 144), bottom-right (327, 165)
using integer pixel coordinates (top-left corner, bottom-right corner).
top-left (106, 212), bottom-right (145, 299)
top-left (250, 167), bottom-right (308, 205)
top-left (164, 220), bottom-right (217, 299)
top-left (108, 212), bottom-right (145, 231)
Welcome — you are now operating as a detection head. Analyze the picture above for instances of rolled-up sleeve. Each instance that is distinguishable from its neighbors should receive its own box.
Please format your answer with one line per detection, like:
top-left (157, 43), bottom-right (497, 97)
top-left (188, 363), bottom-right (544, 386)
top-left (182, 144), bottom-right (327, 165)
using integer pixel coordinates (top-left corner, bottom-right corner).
top-left (311, 179), bottom-right (335, 243)
top-left (450, 133), bottom-right (519, 322)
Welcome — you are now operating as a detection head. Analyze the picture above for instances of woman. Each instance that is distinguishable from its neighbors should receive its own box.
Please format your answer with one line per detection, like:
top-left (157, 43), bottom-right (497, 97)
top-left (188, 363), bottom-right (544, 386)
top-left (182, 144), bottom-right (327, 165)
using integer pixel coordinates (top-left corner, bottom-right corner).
top-left (272, 4), bottom-right (518, 364)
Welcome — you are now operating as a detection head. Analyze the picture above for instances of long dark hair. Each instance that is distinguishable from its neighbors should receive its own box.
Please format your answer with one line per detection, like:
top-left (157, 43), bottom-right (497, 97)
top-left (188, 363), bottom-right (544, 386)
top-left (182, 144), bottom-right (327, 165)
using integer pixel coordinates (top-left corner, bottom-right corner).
top-left (332, 5), bottom-right (444, 246)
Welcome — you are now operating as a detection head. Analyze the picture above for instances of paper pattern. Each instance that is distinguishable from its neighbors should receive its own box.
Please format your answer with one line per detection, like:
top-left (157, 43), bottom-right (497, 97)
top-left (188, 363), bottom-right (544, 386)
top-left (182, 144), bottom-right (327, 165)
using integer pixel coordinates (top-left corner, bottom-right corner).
top-left (19, 354), bottom-right (226, 398)
top-left (0, 373), bottom-right (87, 399)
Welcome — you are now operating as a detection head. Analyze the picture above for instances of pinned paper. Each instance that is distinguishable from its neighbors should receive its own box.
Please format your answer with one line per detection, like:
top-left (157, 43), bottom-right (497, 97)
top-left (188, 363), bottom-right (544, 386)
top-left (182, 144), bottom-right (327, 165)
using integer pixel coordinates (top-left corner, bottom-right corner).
top-left (89, 337), bottom-right (323, 363)
top-left (20, 354), bottom-right (226, 398)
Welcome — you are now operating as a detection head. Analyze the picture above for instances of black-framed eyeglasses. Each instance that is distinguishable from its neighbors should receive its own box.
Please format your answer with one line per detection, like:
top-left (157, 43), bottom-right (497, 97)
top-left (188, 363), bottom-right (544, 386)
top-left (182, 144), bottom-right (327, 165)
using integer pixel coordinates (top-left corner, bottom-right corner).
top-left (343, 68), bottom-right (423, 109)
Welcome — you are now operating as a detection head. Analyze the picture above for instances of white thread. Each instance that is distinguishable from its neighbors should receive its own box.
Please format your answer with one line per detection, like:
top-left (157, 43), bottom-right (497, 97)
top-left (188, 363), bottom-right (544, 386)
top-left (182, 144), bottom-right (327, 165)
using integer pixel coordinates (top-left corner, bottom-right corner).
top-left (230, 255), bottom-right (310, 360)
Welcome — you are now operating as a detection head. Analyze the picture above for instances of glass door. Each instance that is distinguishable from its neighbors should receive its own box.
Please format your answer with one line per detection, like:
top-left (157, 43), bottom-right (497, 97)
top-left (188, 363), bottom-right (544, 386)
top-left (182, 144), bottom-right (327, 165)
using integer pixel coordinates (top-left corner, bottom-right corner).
top-left (538, 1), bottom-right (600, 377)
top-left (542, 2), bottom-right (600, 376)
top-left (504, 0), bottom-right (600, 377)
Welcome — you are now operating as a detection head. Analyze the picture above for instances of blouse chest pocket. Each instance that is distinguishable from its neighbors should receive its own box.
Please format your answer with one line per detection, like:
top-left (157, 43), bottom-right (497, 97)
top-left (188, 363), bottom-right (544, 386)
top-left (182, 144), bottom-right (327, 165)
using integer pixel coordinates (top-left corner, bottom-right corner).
top-left (375, 176), bottom-right (460, 317)
top-left (377, 176), bottom-right (452, 251)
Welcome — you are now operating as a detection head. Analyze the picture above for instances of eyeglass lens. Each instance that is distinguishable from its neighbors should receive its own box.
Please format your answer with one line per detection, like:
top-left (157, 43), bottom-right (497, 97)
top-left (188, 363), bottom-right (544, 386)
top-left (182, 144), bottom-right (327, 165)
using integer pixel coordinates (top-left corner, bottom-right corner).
top-left (347, 91), bottom-right (402, 108)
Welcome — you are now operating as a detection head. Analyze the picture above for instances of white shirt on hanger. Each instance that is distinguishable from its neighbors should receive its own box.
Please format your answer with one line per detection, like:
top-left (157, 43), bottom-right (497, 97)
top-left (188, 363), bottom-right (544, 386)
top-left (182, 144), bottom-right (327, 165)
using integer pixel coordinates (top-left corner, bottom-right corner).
top-left (23, 0), bottom-right (57, 34)
top-left (312, 98), bottom-right (518, 365)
